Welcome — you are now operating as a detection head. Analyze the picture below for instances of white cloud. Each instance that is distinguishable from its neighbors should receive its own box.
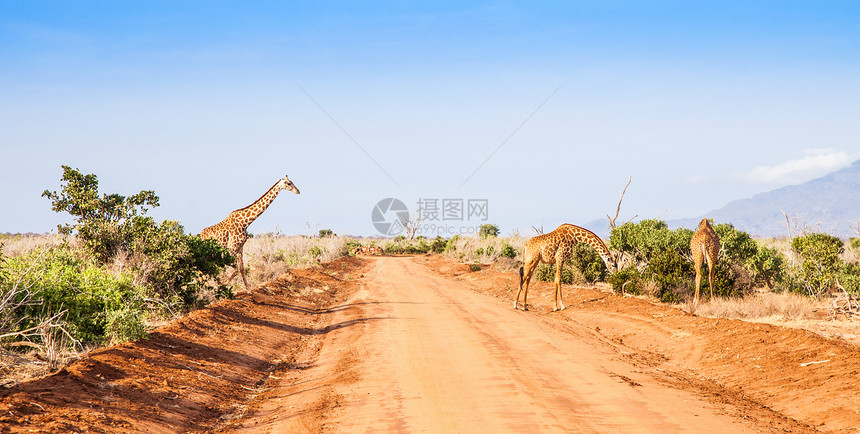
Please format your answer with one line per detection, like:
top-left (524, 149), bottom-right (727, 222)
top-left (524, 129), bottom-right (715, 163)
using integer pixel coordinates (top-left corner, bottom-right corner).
top-left (746, 149), bottom-right (852, 184)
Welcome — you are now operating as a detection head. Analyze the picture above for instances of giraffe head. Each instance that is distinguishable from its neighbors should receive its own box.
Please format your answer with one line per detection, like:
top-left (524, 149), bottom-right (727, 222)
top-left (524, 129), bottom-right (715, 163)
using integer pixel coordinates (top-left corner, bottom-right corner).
top-left (698, 218), bottom-right (712, 230)
top-left (276, 175), bottom-right (301, 195)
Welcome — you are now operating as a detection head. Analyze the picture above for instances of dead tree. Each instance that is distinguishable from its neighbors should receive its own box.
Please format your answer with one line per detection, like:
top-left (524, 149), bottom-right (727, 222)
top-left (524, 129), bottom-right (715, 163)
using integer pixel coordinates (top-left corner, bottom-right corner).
top-left (607, 176), bottom-right (637, 230)
top-left (404, 212), bottom-right (424, 240)
top-left (605, 177), bottom-right (638, 270)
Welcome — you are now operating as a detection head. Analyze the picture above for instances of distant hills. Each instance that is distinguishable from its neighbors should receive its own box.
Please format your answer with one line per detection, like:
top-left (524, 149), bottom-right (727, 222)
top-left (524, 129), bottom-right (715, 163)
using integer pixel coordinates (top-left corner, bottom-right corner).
top-left (584, 160), bottom-right (860, 239)
top-left (670, 160), bottom-right (860, 238)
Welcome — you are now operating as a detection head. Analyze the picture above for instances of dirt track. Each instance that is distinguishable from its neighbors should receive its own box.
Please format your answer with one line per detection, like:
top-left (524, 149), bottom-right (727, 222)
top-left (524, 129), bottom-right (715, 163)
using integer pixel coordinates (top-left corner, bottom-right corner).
top-left (2, 255), bottom-right (860, 432)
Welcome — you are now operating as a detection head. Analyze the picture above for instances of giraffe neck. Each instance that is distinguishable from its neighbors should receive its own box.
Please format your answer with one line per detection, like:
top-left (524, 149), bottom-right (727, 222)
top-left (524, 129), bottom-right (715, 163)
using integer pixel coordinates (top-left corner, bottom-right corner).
top-left (564, 224), bottom-right (615, 270)
top-left (234, 180), bottom-right (283, 230)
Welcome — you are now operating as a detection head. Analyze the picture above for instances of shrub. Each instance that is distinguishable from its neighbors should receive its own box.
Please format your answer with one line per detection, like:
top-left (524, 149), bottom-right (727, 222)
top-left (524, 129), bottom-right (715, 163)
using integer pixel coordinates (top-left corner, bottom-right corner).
top-left (3, 246), bottom-right (148, 344)
top-left (535, 262), bottom-right (575, 285)
top-left (608, 266), bottom-right (643, 294)
top-left (42, 166), bottom-right (233, 306)
top-left (431, 236), bottom-right (447, 253)
top-left (42, 165), bottom-right (160, 263)
top-left (714, 223), bottom-right (758, 266)
top-left (791, 233), bottom-right (843, 297)
top-left (344, 238), bottom-right (363, 255)
top-left (610, 219), bottom-right (692, 268)
top-left (500, 244), bottom-right (517, 259)
top-left (479, 224), bottom-right (500, 238)
top-left (838, 263), bottom-right (860, 294)
top-left (318, 229), bottom-right (334, 238)
top-left (309, 245), bottom-right (323, 257)
top-left (643, 250), bottom-right (694, 302)
top-left (133, 220), bottom-right (233, 306)
top-left (445, 235), bottom-right (460, 252)
top-left (748, 246), bottom-right (786, 289)
top-left (570, 242), bottom-right (607, 283)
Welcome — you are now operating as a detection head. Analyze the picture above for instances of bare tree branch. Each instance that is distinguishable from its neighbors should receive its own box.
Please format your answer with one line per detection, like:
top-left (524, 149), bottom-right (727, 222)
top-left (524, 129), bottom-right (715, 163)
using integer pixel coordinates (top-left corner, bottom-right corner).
top-left (404, 212), bottom-right (424, 240)
top-left (607, 176), bottom-right (634, 230)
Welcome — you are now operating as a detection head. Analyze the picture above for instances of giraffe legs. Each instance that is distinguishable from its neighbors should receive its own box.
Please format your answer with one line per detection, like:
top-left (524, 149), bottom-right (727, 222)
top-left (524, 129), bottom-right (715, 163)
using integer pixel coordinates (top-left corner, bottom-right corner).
top-left (553, 260), bottom-right (565, 311)
top-left (515, 256), bottom-right (539, 311)
top-left (236, 251), bottom-right (250, 291)
top-left (706, 254), bottom-right (715, 300)
top-left (693, 248), bottom-right (703, 305)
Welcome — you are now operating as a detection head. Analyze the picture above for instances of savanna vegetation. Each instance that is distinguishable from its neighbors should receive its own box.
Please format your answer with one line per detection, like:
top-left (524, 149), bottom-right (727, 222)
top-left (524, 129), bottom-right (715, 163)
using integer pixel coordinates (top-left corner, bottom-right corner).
top-left (4, 166), bottom-right (860, 381)
top-left (1, 167), bottom-right (354, 375)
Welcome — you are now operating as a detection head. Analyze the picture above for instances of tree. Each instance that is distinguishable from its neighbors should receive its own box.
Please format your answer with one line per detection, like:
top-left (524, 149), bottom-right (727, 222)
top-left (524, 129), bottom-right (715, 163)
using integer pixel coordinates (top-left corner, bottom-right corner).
top-left (609, 219), bottom-right (692, 270)
top-left (42, 166), bottom-right (159, 262)
top-left (318, 229), bottom-right (334, 238)
top-left (42, 166), bottom-right (232, 305)
top-left (791, 233), bottom-right (844, 297)
top-left (607, 176), bottom-right (637, 230)
top-left (479, 224), bottom-right (500, 238)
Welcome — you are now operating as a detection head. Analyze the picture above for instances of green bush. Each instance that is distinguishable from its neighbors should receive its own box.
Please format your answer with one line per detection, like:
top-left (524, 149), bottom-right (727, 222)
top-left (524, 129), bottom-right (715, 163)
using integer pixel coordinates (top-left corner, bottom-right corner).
top-left (713, 223), bottom-right (758, 266)
top-left (318, 229), bottom-right (334, 238)
top-left (42, 166), bottom-right (159, 262)
top-left (343, 239), bottom-right (363, 256)
top-left (748, 246), bottom-right (786, 289)
top-left (105, 306), bottom-right (148, 344)
top-left (479, 224), bottom-right (500, 238)
top-left (42, 166), bottom-right (233, 307)
top-left (643, 250), bottom-right (694, 302)
top-left (535, 262), bottom-right (575, 284)
top-left (382, 238), bottom-right (431, 255)
top-left (791, 233), bottom-right (843, 297)
top-left (445, 235), bottom-right (460, 252)
top-left (431, 236), bottom-right (447, 253)
top-left (3, 247), bottom-right (148, 344)
top-left (838, 263), bottom-right (860, 294)
top-left (610, 219), bottom-right (692, 267)
top-left (500, 244), bottom-right (517, 259)
top-left (608, 266), bottom-right (643, 294)
top-left (309, 245), bottom-right (323, 257)
top-left (571, 242), bottom-right (607, 283)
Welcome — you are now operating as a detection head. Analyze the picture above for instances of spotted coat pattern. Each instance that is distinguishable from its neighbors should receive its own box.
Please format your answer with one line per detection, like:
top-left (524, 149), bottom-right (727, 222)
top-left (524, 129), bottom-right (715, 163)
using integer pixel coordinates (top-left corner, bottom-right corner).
top-left (200, 175), bottom-right (300, 290)
top-left (690, 218), bottom-right (720, 305)
top-left (515, 224), bottom-right (616, 312)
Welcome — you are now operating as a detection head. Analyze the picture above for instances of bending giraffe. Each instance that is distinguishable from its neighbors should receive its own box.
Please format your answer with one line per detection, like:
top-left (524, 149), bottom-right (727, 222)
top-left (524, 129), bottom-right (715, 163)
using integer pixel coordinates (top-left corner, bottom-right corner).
top-left (690, 218), bottom-right (720, 305)
top-left (200, 175), bottom-right (300, 290)
top-left (515, 224), bottom-right (617, 312)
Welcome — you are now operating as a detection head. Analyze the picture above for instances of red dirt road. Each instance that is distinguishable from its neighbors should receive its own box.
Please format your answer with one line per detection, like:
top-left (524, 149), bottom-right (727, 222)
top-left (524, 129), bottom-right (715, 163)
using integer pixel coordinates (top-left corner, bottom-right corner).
top-left (3, 255), bottom-right (860, 432)
top-left (232, 257), bottom-right (764, 432)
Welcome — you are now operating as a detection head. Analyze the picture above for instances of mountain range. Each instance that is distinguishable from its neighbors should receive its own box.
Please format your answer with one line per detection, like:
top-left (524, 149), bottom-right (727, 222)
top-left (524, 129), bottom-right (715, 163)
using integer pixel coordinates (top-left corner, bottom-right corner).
top-left (588, 160), bottom-right (860, 239)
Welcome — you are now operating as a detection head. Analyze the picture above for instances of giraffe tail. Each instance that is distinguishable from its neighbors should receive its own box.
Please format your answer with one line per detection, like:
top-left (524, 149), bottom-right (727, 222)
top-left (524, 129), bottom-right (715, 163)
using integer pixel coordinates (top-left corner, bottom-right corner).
top-left (518, 266), bottom-right (524, 289)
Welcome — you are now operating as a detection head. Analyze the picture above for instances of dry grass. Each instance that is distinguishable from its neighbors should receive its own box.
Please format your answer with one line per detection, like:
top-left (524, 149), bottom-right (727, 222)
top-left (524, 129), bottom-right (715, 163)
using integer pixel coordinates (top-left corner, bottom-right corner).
top-left (0, 234), bottom-right (68, 258)
top-left (688, 291), bottom-right (820, 321)
top-left (241, 235), bottom-right (348, 288)
top-left (443, 235), bottom-right (527, 264)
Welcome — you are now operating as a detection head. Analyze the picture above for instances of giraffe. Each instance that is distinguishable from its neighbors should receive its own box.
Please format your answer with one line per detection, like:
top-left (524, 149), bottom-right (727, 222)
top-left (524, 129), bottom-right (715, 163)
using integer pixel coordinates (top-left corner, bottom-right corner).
top-left (515, 224), bottom-right (617, 312)
top-left (690, 218), bottom-right (720, 305)
top-left (200, 175), bottom-right (300, 291)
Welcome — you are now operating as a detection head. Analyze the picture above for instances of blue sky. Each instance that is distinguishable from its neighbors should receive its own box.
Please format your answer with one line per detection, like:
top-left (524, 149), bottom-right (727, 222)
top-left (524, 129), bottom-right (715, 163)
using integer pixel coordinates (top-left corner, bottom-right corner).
top-left (2, 1), bottom-right (859, 237)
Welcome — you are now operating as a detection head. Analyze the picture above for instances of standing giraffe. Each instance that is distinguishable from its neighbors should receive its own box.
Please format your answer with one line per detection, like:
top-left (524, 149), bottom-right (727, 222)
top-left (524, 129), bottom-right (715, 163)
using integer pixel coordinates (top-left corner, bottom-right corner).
top-left (515, 224), bottom-right (617, 312)
top-left (200, 175), bottom-right (300, 290)
top-left (690, 218), bottom-right (720, 305)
